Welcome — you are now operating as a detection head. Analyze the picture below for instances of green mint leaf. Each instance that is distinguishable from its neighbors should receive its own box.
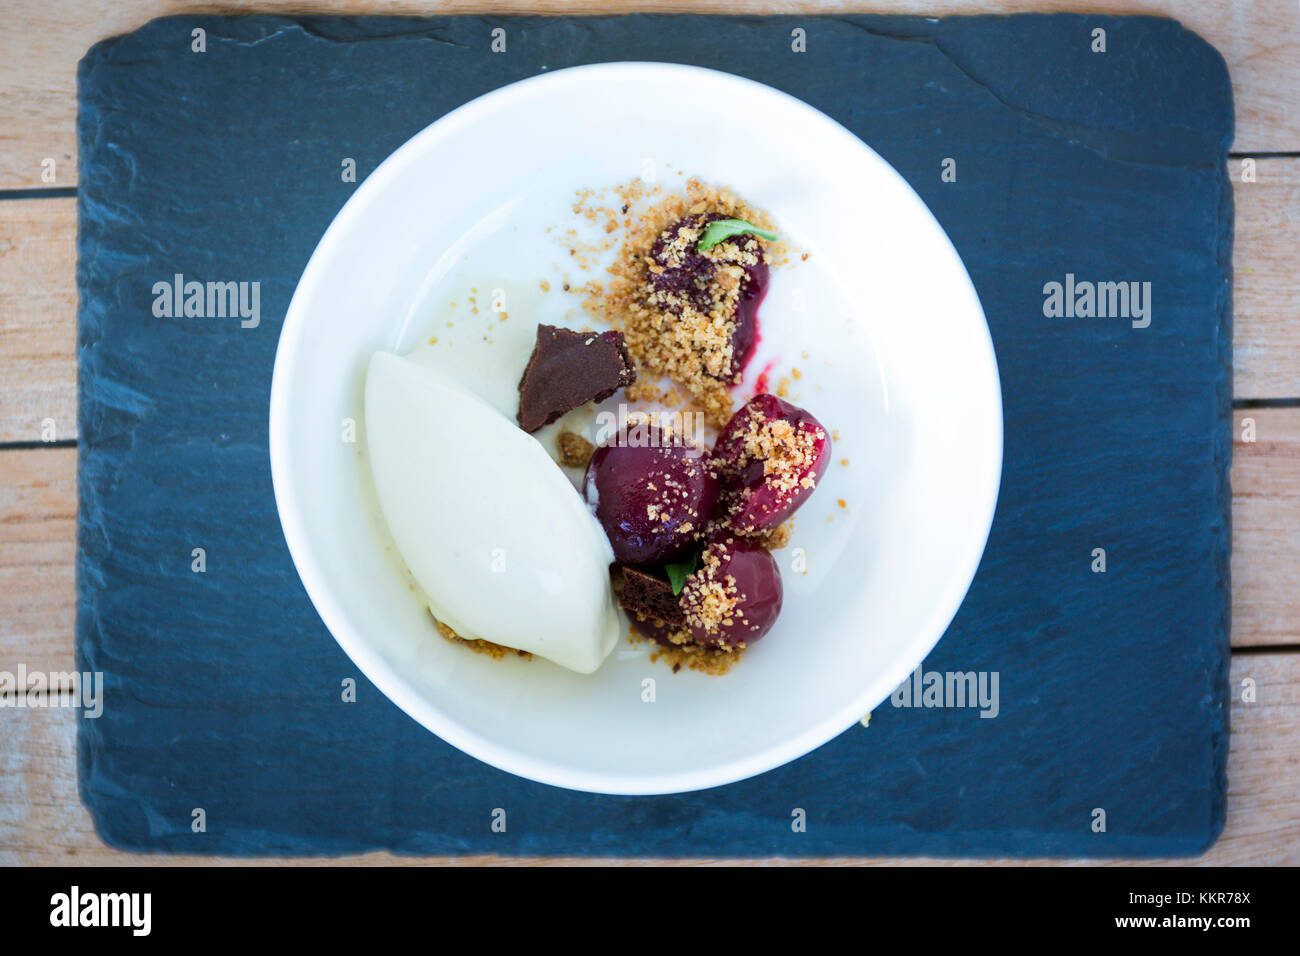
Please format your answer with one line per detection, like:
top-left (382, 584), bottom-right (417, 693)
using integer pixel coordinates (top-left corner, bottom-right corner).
top-left (664, 550), bottom-right (699, 595)
top-left (695, 218), bottom-right (779, 252)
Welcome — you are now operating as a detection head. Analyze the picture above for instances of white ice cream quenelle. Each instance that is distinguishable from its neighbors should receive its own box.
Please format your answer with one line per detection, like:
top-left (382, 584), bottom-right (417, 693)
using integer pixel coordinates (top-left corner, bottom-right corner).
top-left (364, 351), bottom-right (620, 673)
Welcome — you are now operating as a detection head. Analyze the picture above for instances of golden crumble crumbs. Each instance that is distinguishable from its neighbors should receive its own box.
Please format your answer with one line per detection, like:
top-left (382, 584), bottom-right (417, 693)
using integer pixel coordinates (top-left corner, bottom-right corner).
top-left (434, 618), bottom-right (532, 661)
top-left (557, 430), bottom-right (595, 468)
top-left (759, 519), bottom-right (794, 550)
top-left (740, 414), bottom-right (821, 496)
top-left (627, 620), bottom-right (744, 676)
top-left (579, 179), bottom-right (785, 428)
top-left (624, 379), bottom-right (666, 404)
top-left (680, 543), bottom-right (744, 637)
top-left (711, 408), bottom-right (825, 535)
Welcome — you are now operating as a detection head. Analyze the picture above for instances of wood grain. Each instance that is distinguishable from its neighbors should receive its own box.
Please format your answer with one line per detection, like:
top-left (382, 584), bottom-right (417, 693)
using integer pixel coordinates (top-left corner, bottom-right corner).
top-left (0, 447), bottom-right (76, 678)
top-left (1235, 158), bottom-right (1300, 398)
top-left (1232, 409), bottom-right (1300, 647)
top-left (1, 0), bottom-right (1299, 190)
top-left (0, 199), bottom-right (77, 444)
top-left (3, 650), bottom-right (1294, 865)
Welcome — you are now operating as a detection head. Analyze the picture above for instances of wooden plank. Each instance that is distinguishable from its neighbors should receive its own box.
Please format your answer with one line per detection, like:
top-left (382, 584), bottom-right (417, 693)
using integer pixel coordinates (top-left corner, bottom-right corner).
top-left (0, 447), bottom-right (76, 677)
top-left (1235, 158), bottom-right (1300, 398)
top-left (0, 158), bottom-right (1296, 444)
top-left (0, 199), bottom-right (77, 444)
top-left (1, 0), bottom-right (1298, 191)
top-left (3, 650), bottom-right (1295, 864)
top-left (1233, 409), bottom-right (1300, 647)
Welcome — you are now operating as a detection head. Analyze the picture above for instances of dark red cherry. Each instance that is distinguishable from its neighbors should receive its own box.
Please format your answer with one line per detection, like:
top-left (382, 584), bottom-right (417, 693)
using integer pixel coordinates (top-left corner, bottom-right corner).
top-left (712, 394), bottom-right (830, 535)
top-left (679, 537), bottom-right (783, 649)
top-left (584, 424), bottom-right (718, 565)
top-left (728, 257), bottom-right (768, 377)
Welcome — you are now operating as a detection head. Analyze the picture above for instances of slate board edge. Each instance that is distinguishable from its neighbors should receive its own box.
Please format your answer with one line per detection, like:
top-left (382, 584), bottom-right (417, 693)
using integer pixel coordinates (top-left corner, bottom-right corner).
top-left (71, 12), bottom-right (1236, 858)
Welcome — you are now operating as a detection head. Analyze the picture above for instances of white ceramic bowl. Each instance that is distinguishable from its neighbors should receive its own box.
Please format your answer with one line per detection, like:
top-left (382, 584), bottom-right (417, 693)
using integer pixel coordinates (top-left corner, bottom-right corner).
top-left (270, 62), bottom-right (1002, 794)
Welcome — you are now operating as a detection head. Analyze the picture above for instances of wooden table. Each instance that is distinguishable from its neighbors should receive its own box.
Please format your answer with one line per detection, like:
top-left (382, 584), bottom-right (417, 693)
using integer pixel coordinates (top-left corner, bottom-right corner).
top-left (2, 0), bottom-right (1297, 866)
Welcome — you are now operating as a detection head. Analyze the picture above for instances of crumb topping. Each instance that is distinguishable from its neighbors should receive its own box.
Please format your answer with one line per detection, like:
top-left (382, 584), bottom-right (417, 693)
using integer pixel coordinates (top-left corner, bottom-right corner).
top-left (435, 618), bottom-right (532, 661)
top-left (580, 179), bottom-right (783, 427)
top-left (680, 542), bottom-right (744, 637)
top-left (759, 519), bottom-right (794, 550)
top-left (557, 430), bottom-right (595, 468)
top-left (749, 417), bottom-right (820, 493)
top-left (724, 409), bottom-right (824, 502)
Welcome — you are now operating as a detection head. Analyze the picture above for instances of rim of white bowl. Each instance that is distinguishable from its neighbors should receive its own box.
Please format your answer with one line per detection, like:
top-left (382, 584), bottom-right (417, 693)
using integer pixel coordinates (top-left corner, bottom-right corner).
top-left (269, 61), bottom-right (1003, 795)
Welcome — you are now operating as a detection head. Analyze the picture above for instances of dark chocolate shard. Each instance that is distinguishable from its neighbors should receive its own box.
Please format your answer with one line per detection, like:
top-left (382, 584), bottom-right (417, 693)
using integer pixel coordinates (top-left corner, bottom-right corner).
top-left (516, 324), bottom-right (636, 432)
top-left (617, 566), bottom-right (686, 628)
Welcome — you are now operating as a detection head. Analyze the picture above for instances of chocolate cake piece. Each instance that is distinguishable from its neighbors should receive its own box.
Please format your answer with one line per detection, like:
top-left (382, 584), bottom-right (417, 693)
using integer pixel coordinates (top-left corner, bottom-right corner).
top-left (617, 566), bottom-right (686, 628)
top-left (516, 325), bottom-right (636, 432)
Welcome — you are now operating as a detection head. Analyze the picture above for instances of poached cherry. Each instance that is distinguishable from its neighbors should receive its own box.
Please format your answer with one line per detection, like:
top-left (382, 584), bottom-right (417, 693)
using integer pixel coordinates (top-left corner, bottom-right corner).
top-left (712, 394), bottom-right (830, 536)
top-left (583, 423), bottom-right (718, 566)
top-left (679, 537), bottom-right (783, 649)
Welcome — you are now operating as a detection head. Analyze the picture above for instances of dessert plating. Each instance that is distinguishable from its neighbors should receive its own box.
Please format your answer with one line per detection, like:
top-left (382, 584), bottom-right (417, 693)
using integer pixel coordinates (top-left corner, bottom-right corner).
top-left (364, 178), bottom-right (832, 676)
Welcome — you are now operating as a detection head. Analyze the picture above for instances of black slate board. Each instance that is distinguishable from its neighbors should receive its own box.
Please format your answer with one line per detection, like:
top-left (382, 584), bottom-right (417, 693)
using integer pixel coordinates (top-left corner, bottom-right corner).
top-left (76, 13), bottom-right (1233, 856)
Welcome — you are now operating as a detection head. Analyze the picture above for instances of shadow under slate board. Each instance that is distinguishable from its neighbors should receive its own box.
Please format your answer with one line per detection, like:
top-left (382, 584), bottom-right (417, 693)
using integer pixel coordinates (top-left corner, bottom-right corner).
top-left (75, 14), bottom-right (1232, 856)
